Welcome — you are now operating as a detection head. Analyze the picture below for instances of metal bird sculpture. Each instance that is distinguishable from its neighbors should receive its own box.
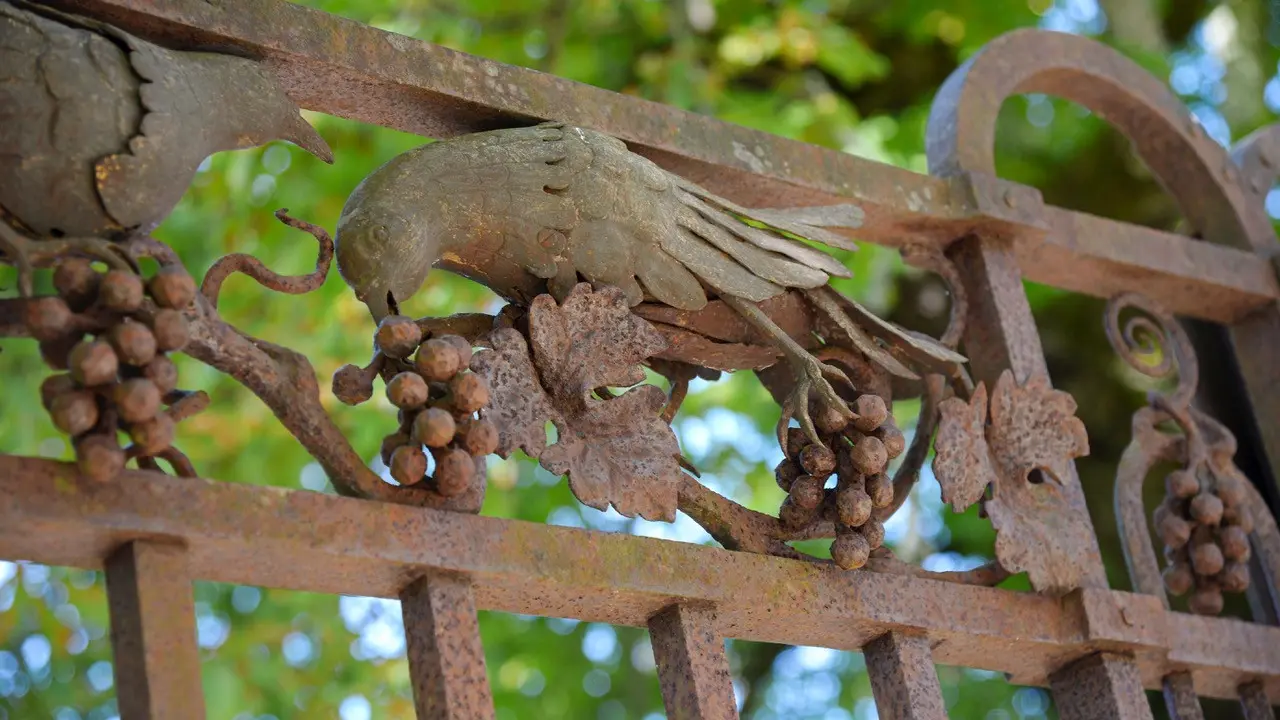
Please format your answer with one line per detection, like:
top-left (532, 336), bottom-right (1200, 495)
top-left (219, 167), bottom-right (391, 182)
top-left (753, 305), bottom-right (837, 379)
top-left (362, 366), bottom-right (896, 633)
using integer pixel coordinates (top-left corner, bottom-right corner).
top-left (0, 0), bottom-right (332, 291)
top-left (334, 122), bottom-right (964, 440)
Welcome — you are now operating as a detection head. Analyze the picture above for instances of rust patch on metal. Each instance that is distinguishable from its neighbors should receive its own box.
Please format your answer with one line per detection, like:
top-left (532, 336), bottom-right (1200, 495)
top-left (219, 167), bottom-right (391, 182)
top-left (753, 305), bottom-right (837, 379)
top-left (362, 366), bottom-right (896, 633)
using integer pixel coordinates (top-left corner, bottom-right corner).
top-left (1049, 652), bottom-right (1154, 720)
top-left (400, 572), bottom-right (496, 719)
top-left (105, 540), bottom-right (207, 720)
top-left (1161, 672), bottom-right (1205, 720)
top-left (1237, 680), bottom-right (1275, 720)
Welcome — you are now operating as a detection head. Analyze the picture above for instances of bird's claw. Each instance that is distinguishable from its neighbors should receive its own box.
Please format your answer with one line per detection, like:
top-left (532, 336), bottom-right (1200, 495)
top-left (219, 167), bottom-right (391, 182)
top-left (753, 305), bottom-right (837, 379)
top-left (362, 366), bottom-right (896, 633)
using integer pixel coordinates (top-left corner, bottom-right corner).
top-left (776, 356), bottom-right (856, 450)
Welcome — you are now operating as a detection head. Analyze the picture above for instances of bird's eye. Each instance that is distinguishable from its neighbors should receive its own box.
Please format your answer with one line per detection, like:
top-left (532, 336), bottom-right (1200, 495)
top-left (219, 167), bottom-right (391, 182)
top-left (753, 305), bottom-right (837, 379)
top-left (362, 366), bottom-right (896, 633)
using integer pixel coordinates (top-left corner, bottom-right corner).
top-left (372, 225), bottom-right (389, 243)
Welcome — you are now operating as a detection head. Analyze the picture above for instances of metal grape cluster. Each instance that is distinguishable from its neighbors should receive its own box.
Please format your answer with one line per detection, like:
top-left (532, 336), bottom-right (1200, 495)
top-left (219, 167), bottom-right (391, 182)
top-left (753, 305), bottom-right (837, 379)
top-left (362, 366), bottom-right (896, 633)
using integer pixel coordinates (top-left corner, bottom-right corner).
top-left (1155, 458), bottom-right (1253, 614)
top-left (333, 316), bottom-right (497, 496)
top-left (24, 259), bottom-right (199, 481)
top-left (774, 393), bottom-right (905, 570)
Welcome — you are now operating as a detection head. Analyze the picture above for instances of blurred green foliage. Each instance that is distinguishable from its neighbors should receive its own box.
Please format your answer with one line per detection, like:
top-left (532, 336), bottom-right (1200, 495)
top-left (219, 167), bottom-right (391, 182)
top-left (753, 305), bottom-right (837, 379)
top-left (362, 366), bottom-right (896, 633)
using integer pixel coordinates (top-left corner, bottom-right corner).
top-left (2, 0), bottom-right (1278, 718)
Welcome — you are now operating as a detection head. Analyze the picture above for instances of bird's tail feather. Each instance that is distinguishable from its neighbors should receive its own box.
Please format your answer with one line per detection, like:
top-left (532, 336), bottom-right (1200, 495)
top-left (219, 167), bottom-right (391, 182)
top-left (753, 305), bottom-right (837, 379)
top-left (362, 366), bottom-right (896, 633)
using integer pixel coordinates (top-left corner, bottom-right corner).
top-left (674, 178), bottom-right (864, 253)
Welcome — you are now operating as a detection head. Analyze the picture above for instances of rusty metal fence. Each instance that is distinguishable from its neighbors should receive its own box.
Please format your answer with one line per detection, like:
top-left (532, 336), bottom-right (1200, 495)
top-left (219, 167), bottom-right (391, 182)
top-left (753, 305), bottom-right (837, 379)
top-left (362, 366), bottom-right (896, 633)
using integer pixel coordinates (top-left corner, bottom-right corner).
top-left (4, 0), bottom-right (1280, 718)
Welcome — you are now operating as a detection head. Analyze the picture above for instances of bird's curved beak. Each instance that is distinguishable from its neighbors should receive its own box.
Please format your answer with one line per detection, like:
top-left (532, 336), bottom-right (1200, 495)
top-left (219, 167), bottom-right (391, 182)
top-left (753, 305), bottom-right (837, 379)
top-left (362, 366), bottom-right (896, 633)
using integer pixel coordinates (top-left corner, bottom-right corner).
top-left (364, 289), bottom-right (394, 325)
top-left (287, 114), bottom-right (334, 164)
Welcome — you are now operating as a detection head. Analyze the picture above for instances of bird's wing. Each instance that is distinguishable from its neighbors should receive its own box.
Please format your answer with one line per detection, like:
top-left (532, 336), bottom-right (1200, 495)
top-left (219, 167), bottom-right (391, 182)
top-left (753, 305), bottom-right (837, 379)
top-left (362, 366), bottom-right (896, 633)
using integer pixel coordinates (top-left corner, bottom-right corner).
top-left (0, 2), bottom-right (138, 237)
top-left (91, 23), bottom-right (326, 230)
top-left (418, 124), bottom-right (584, 279)
top-left (828, 291), bottom-right (969, 372)
top-left (675, 180), bottom-right (863, 253)
top-left (87, 33), bottom-right (216, 231)
top-left (677, 190), bottom-right (853, 278)
top-left (558, 127), bottom-right (862, 310)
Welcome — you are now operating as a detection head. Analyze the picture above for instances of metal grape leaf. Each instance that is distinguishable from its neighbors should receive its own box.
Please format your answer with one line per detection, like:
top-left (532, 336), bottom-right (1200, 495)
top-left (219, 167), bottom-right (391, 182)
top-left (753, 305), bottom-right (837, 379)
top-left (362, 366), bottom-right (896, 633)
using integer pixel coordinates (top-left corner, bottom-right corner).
top-left (933, 382), bottom-right (993, 513)
top-left (984, 370), bottom-right (1092, 594)
top-left (929, 370), bottom-right (1092, 593)
top-left (471, 328), bottom-right (557, 459)
top-left (473, 284), bottom-right (682, 521)
top-left (540, 384), bottom-right (679, 522)
top-left (528, 283), bottom-right (668, 404)
top-left (987, 371), bottom-right (1088, 486)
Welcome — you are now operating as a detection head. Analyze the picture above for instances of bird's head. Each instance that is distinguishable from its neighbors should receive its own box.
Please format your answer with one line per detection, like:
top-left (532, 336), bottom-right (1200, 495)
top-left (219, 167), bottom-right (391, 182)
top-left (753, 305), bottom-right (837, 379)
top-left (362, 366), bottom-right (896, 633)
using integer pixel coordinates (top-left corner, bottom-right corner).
top-left (335, 186), bottom-right (437, 324)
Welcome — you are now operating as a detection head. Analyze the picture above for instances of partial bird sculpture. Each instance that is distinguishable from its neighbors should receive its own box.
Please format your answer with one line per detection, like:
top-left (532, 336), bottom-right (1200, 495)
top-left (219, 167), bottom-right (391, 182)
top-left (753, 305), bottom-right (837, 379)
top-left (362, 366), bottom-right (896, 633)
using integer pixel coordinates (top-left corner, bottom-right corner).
top-left (0, 0), bottom-right (333, 292)
top-left (334, 122), bottom-right (964, 441)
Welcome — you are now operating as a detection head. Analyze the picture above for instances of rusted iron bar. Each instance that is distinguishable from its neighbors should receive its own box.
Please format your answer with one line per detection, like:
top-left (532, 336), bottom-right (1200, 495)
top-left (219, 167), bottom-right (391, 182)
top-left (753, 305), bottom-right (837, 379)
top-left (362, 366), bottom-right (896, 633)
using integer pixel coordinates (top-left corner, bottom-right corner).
top-left (3, 455), bottom-right (1279, 700)
top-left (1239, 680), bottom-right (1277, 720)
top-left (924, 34), bottom-right (1276, 713)
top-left (1049, 652), bottom-right (1154, 720)
top-left (1227, 124), bottom-right (1280, 514)
top-left (35, 0), bottom-right (1280, 326)
top-left (400, 572), bottom-right (495, 720)
top-left (863, 632), bottom-right (946, 720)
top-left (104, 540), bottom-right (206, 720)
top-left (1162, 673), bottom-right (1205, 720)
top-left (647, 604), bottom-right (739, 720)
top-left (1023, 207), bottom-right (1273, 325)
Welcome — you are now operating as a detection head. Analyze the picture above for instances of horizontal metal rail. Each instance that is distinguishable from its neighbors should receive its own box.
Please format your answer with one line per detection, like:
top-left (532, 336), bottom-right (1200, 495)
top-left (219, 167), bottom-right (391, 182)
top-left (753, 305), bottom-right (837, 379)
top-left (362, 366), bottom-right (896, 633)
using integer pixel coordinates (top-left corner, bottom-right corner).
top-left (1, 454), bottom-right (1277, 700)
top-left (42, 0), bottom-right (1280, 325)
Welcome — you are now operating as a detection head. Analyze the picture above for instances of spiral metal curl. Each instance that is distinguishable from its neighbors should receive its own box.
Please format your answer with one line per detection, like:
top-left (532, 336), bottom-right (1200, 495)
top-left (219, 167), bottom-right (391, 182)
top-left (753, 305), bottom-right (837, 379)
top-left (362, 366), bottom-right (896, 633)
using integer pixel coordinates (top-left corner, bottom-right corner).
top-left (1104, 292), bottom-right (1198, 410)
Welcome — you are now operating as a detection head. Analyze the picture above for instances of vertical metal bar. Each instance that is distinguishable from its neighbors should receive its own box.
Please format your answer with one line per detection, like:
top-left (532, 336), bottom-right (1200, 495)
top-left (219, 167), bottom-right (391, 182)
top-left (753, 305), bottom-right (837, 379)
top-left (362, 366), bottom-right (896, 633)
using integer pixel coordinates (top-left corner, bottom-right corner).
top-left (949, 235), bottom-right (1109, 589)
top-left (104, 540), bottom-right (205, 720)
top-left (863, 631), bottom-right (946, 720)
top-left (1226, 131), bottom-right (1280, 511)
top-left (949, 236), bottom-right (1050, 385)
top-left (1239, 681), bottom-right (1277, 720)
top-left (1245, 552), bottom-right (1280, 626)
top-left (1161, 672), bottom-right (1204, 720)
top-left (948, 235), bottom-right (1149, 720)
top-left (400, 572), bottom-right (495, 720)
top-left (1186, 317), bottom-right (1280, 512)
top-left (648, 603), bottom-right (739, 720)
top-left (1049, 652), bottom-right (1153, 720)
top-left (1227, 312), bottom-right (1280, 506)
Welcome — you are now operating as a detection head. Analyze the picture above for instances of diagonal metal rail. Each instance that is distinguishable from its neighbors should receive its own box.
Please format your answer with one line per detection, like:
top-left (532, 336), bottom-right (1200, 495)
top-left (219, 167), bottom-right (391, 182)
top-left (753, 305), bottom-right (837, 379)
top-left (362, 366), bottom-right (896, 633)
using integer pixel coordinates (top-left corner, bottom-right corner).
top-left (39, 0), bottom-right (1280, 325)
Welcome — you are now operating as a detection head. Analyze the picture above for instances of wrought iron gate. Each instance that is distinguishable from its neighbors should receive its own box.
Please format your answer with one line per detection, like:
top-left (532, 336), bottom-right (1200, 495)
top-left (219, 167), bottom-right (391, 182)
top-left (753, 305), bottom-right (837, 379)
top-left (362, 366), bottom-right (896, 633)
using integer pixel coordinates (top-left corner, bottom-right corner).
top-left (3, 1), bottom-right (1280, 718)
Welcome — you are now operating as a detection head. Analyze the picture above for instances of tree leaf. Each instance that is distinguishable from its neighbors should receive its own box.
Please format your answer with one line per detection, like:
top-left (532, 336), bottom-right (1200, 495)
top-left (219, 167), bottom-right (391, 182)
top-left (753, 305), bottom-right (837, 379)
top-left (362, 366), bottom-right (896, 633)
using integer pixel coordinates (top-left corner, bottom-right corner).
top-left (932, 382), bottom-right (994, 513)
top-left (815, 24), bottom-right (890, 88)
